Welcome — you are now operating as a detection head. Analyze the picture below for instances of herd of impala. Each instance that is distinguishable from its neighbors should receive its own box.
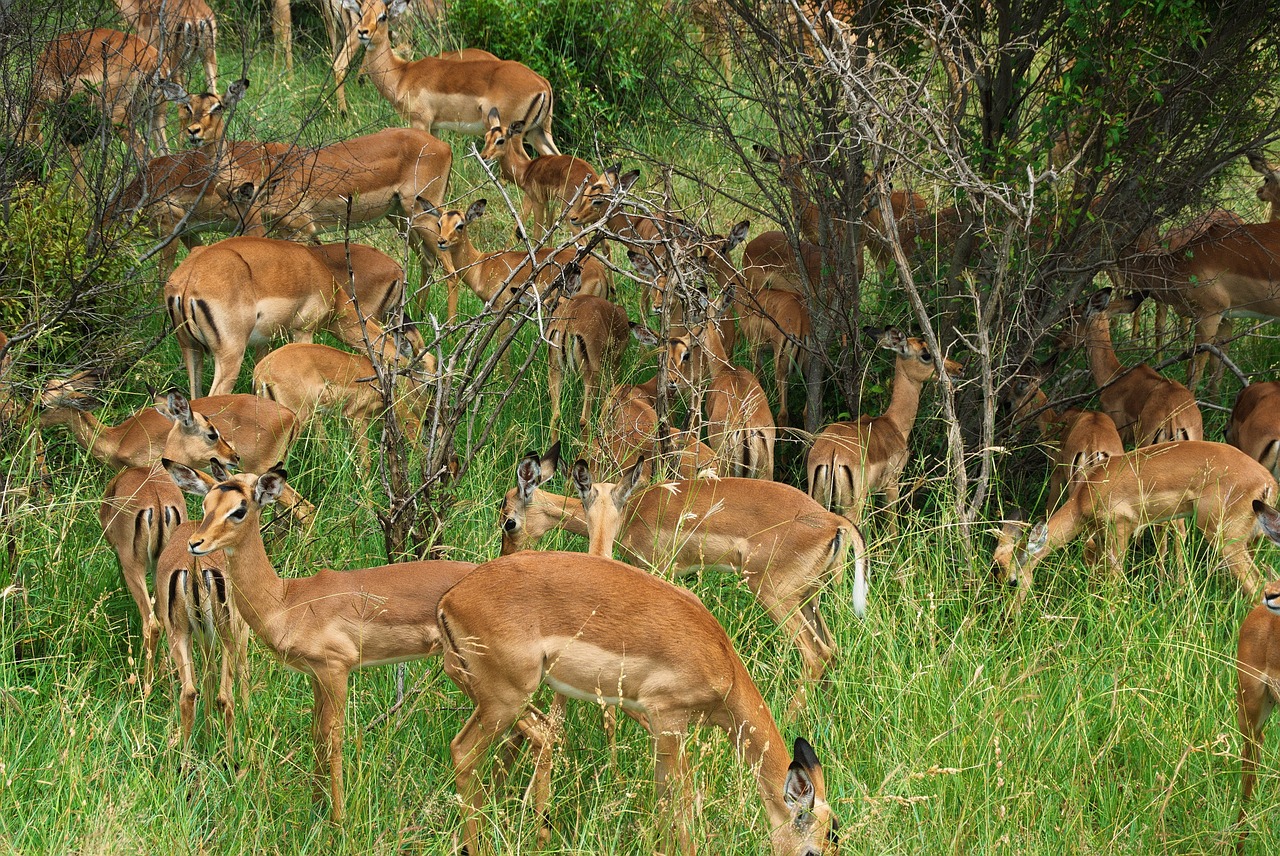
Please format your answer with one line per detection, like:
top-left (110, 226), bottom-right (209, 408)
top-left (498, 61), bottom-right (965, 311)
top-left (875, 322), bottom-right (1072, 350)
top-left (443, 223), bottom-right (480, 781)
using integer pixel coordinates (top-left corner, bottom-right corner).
top-left (9, 0), bottom-right (1280, 851)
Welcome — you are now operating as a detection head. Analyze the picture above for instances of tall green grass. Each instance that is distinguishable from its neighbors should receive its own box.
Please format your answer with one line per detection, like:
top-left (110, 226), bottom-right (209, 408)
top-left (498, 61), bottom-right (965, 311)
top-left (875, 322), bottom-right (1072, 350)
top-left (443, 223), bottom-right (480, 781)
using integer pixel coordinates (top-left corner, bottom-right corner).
top-left (3, 13), bottom-right (1280, 855)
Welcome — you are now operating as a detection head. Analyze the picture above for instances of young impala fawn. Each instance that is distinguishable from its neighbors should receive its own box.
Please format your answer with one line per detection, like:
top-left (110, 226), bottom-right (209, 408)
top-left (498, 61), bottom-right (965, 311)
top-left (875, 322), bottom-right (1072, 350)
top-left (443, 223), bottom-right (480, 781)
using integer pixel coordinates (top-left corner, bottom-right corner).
top-left (808, 327), bottom-right (962, 529)
top-left (438, 549), bottom-right (839, 855)
top-left (163, 459), bottom-right (477, 822)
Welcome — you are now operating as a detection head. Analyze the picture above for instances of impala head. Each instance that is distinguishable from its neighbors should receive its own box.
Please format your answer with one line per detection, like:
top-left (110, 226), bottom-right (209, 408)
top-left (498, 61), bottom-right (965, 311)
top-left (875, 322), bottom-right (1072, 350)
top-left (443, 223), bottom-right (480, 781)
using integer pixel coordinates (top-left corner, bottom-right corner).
top-left (39, 371), bottom-right (103, 426)
top-left (158, 78), bottom-right (248, 148)
top-left (695, 219), bottom-right (750, 290)
top-left (1059, 287), bottom-right (1142, 347)
top-left (567, 164), bottom-right (640, 228)
top-left (349, 0), bottom-right (405, 46)
top-left (165, 459), bottom-right (287, 556)
top-left (1247, 153), bottom-right (1280, 213)
top-left (990, 512), bottom-right (1029, 588)
top-left (629, 250), bottom-right (678, 318)
top-left (1251, 499), bottom-right (1280, 614)
top-left (570, 456), bottom-right (646, 558)
top-left (423, 199), bottom-right (486, 254)
top-left (480, 116), bottom-right (526, 160)
top-left (498, 443), bottom-right (561, 554)
top-left (866, 327), bottom-right (964, 382)
top-left (755, 144), bottom-right (810, 193)
top-left (999, 371), bottom-right (1047, 425)
top-left (771, 737), bottom-right (839, 856)
top-left (155, 390), bottom-right (241, 472)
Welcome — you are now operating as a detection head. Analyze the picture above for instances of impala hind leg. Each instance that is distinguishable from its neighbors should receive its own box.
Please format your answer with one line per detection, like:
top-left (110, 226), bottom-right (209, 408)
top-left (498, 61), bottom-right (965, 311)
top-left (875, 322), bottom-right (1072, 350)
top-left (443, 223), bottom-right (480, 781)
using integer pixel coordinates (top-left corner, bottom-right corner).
top-left (513, 710), bottom-right (557, 847)
top-left (652, 723), bottom-right (694, 856)
top-left (1236, 663), bottom-right (1273, 853)
top-left (451, 704), bottom-right (526, 856)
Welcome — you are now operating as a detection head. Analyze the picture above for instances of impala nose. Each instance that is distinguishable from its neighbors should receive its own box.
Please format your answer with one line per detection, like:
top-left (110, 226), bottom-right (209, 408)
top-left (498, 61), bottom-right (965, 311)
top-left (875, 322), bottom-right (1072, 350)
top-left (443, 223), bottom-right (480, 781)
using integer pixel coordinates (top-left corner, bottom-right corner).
top-left (189, 538), bottom-right (205, 555)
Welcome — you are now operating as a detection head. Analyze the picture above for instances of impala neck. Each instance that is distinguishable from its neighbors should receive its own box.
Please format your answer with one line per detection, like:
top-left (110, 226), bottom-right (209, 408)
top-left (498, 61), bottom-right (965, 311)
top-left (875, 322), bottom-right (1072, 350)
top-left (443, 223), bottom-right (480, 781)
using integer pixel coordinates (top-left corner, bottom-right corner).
top-left (360, 24), bottom-right (411, 108)
top-left (444, 239), bottom-right (495, 301)
top-left (45, 408), bottom-right (129, 468)
top-left (531, 489), bottom-right (588, 540)
top-left (722, 668), bottom-right (797, 832)
top-left (501, 137), bottom-right (532, 187)
top-left (219, 512), bottom-right (290, 645)
top-left (880, 360), bottom-right (927, 439)
top-left (1083, 316), bottom-right (1124, 387)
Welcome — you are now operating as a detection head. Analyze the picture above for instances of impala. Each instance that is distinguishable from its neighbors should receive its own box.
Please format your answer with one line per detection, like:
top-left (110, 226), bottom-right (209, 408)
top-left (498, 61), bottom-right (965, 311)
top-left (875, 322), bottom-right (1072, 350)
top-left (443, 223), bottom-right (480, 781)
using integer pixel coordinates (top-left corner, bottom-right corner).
top-left (99, 464), bottom-right (187, 696)
top-left (27, 28), bottom-right (171, 166)
top-left (500, 446), bottom-right (867, 689)
top-left (1117, 220), bottom-right (1280, 389)
top-left (480, 100), bottom-right (600, 239)
top-left (113, 0), bottom-right (217, 90)
top-left (808, 328), bottom-right (962, 528)
top-left (348, 0), bottom-right (561, 155)
top-left (253, 341), bottom-right (437, 465)
top-left (1234, 498), bottom-right (1280, 852)
top-left (1060, 289), bottom-right (1203, 446)
top-left (39, 379), bottom-right (311, 518)
top-left (663, 290), bottom-right (776, 480)
top-left (993, 441), bottom-right (1278, 602)
top-left (423, 199), bottom-right (612, 321)
top-left (153, 517), bottom-right (247, 753)
top-left (1004, 372), bottom-right (1124, 509)
top-left (1226, 382), bottom-right (1280, 480)
top-left (544, 267), bottom-right (633, 436)
top-left (1247, 153), bottom-right (1280, 222)
top-left (741, 230), bottom-right (824, 299)
top-left (165, 236), bottom-right (410, 397)
top-left (593, 373), bottom-right (721, 481)
top-left (736, 286), bottom-right (810, 425)
top-left (164, 459), bottom-right (477, 822)
top-left (566, 166), bottom-right (700, 277)
top-left (438, 549), bottom-right (839, 855)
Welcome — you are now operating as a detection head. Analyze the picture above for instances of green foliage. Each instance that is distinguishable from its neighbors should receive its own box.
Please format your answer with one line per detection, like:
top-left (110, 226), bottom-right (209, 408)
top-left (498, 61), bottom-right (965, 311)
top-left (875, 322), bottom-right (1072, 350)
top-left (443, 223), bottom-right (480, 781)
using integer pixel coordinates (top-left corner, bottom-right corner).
top-left (449, 0), bottom-right (683, 144)
top-left (0, 180), bottom-right (133, 363)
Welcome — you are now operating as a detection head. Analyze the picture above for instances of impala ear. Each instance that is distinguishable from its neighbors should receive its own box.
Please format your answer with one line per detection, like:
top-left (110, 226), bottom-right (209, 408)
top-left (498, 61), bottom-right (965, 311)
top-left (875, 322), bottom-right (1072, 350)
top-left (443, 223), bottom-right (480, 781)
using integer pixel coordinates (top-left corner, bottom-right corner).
top-left (210, 457), bottom-right (233, 482)
top-left (618, 169), bottom-right (641, 192)
top-left (156, 81), bottom-right (190, 105)
top-left (340, 0), bottom-right (361, 15)
top-left (515, 452), bottom-right (544, 501)
top-left (570, 459), bottom-right (593, 505)
top-left (486, 106), bottom-right (501, 127)
top-left (630, 322), bottom-right (660, 347)
top-left (725, 219), bottom-right (750, 251)
top-left (628, 250), bottom-right (657, 279)
top-left (224, 78), bottom-right (248, 107)
top-left (1085, 288), bottom-right (1113, 318)
top-left (755, 144), bottom-right (781, 164)
top-left (1254, 499), bottom-right (1280, 545)
top-left (541, 441), bottom-right (561, 482)
top-left (163, 458), bottom-right (215, 496)
top-left (161, 390), bottom-right (194, 426)
top-left (508, 119), bottom-right (525, 136)
top-left (614, 455), bottom-right (646, 510)
top-left (784, 738), bottom-right (823, 815)
top-left (416, 196), bottom-right (442, 219)
top-left (387, 0), bottom-right (410, 18)
top-left (254, 469), bottom-right (287, 507)
top-left (1247, 152), bottom-right (1271, 174)
top-left (465, 199), bottom-right (488, 223)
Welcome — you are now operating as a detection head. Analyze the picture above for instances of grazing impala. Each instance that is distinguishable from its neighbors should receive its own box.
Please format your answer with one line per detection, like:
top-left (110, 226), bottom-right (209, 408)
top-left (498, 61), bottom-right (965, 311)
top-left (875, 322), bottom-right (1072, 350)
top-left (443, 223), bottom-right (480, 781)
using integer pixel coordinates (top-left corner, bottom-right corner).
top-left (348, 0), bottom-right (561, 155)
top-left (1227, 382), bottom-right (1280, 480)
top-left (500, 446), bottom-right (867, 691)
top-left (1004, 372), bottom-right (1124, 509)
top-left (423, 199), bottom-right (612, 321)
top-left (152, 518), bottom-right (247, 754)
top-left (159, 80), bottom-right (454, 301)
top-left (165, 236), bottom-right (410, 397)
top-left (113, 0), bottom-right (218, 90)
top-left (593, 373), bottom-right (721, 481)
top-left (40, 379), bottom-right (311, 518)
top-left (480, 100), bottom-right (600, 239)
top-left (1234, 498), bottom-right (1280, 852)
top-left (164, 459), bottom-right (477, 823)
top-left (27, 28), bottom-right (172, 165)
top-left (808, 328), bottom-right (962, 528)
top-left (1060, 289), bottom-right (1203, 446)
top-left (438, 549), bottom-right (839, 855)
top-left (992, 441), bottom-right (1278, 603)
top-left (99, 465), bottom-right (188, 696)
top-left (253, 342), bottom-right (437, 465)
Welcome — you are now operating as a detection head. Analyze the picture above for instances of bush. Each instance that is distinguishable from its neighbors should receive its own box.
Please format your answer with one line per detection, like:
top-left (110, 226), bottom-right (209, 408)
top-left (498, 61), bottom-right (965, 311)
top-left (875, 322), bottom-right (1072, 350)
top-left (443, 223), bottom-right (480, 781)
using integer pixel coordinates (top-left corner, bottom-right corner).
top-left (449, 0), bottom-right (682, 146)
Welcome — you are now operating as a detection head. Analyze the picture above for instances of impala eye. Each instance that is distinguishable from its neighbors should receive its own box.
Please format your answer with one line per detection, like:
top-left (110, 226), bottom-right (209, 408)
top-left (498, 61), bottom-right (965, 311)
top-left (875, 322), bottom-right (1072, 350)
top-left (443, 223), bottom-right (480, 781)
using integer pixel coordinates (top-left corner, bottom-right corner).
top-left (207, 431), bottom-right (219, 441)
top-left (922, 351), bottom-right (934, 362)
top-left (228, 503), bottom-right (247, 521)
top-left (503, 518), bottom-right (517, 532)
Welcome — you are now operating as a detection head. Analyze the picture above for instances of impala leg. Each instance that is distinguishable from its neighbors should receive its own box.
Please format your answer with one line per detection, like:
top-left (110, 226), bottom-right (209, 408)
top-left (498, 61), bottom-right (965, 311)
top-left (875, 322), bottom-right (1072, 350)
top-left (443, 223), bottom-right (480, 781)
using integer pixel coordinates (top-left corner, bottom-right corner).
top-left (170, 623), bottom-right (197, 749)
top-left (1236, 667), bottom-right (1273, 852)
top-left (1189, 313), bottom-right (1222, 390)
top-left (881, 480), bottom-right (902, 538)
top-left (774, 340), bottom-right (791, 425)
top-left (121, 557), bottom-right (158, 695)
top-left (310, 671), bottom-right (349, 823)
top-left (1211, 515), bottom-right (1264, 597)
top-left (652, 725), bottom-right (694, 856)
top-left (513, 710), bottom-right (557, 847)
top-left (1209, 318), bottom-right (1234, 397)
top-left (214, 618), bottom-right (240, 761)
top-left (207, 344), bottom-right (247, 398)
top-left (548, 358), bottom-right (564, 441)
top-left (451, 705), bottom-right (522, 856)
top-left (579, 365), bottom-right (599, 431)
top-left (1101, 518), bottom-right (1136, 581)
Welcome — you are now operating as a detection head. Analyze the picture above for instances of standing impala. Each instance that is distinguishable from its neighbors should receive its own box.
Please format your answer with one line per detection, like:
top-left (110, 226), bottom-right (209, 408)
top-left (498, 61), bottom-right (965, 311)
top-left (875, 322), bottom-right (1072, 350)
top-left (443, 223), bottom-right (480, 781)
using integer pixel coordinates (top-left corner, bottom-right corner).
top-left (163, 460), bottom-right (477, 823)
top-left (1061, 288), bottom-right (1203, 446)
top-left (1247, 153), bottom-right (1280, 222)
top-left (500, 446), bottom-right (867, 692)
top-left (99, 464), bottom-right (188, 696)
top-left (593, 372), bottom-right (721, 481)
top-left (992, 441), bottom-right (1278, 604)
top-left (808, 328), bottom-right (963, 529)
top-left (438, 550), bottom-right (839, 855)
top-left (480, 101), bottom-right (600, 239)
top-left (165, 236), bottom-right (410, 397)
top-left (348, 0), bottom-right (561, 155)
top-left (1234, 498), bottom-right (1280, 853)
